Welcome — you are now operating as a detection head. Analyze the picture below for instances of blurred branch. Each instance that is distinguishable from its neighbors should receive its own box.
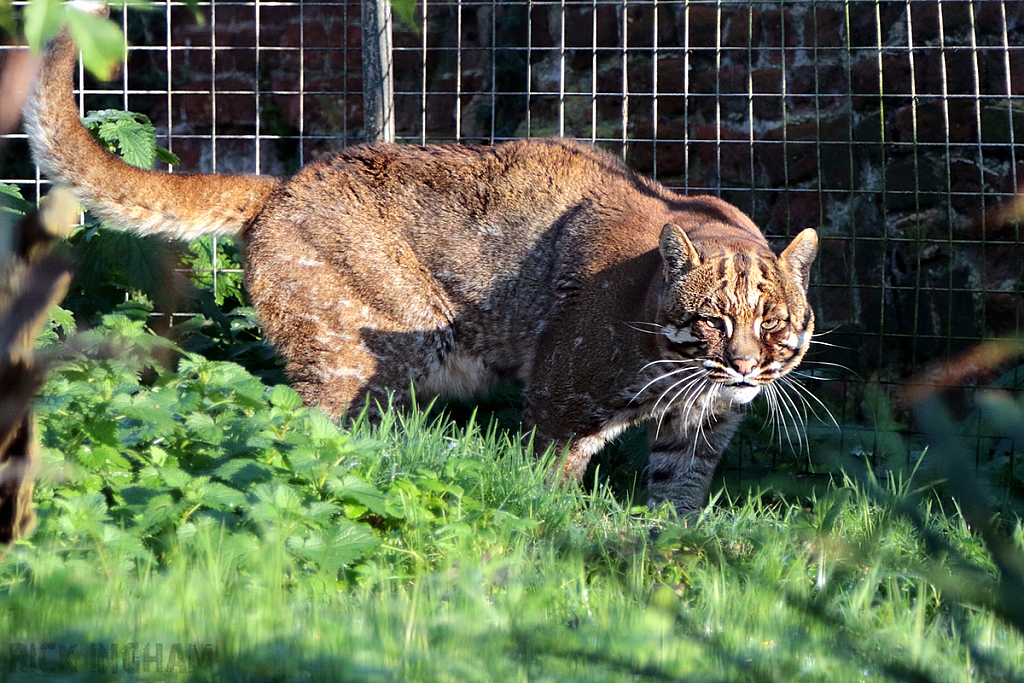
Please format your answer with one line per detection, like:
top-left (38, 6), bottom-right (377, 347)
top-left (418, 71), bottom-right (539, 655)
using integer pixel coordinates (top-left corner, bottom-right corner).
top-left (900, 338), bottom-right (1023, 407)
top-left (0, 188), bottom-right (76, 546)
top-left (912, 395), bottom-right (1024, 634)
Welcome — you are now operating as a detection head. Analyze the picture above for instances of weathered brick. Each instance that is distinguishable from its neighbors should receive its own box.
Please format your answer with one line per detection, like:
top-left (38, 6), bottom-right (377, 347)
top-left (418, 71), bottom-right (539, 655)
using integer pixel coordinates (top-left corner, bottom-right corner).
top-left (804, 7), bottom-right (844, 49)
top-left (691, 63), bottom-right (748, 96)
top-left (657, 4), bottom-right (679, 47)
top-left (788, 64), bottom-right (848, 111)
top-left (259, 7), bottom-right (301, 47)
top-left (949, 159), bottom-right (984, 215)
top-left (891, 99), bottom-right (974, 144)
top-left (979, 47), bottom-right (1024, 97)
top-left (723, 7), bottom-right (758, 49)
top-left (979, 105), bottom-right (1024, 147)
top-left (529, 5), bottom-right (554, 49)
top-left (691, 123), bottom-right (751, 184)
top-left (756, 120), bottom-right (824, 186)
top-left (883, 156), bottom-right (943, 211)
top-left (685, 5), bottom-right (723, 49)
top-left (170, 7), bottom-right (212, 47)
top-left (630, 119), bottom-right (687, 176)
top-left (174, 93), bottom-right (213, 130)
top-left (759, 9), bottom-right (798, 49)
top-left (766, 191), bottom-right (826, 235)
top-left (626, 3), bottom-right (655, 49)
top-left (655, 57), bottom-right (685, 95)
top-left (909, 2), bottom-right (939, 44)
top-left (562, 5), bottom-right (617, 49)
top-left (850, 54), bottom-right (912, 105)
top-left (846, 2), bottom-right (904, 48)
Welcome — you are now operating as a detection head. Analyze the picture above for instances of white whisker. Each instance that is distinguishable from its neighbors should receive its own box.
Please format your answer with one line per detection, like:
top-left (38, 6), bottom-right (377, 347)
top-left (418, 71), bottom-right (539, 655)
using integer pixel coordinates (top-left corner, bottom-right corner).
top-left (777, 382), bottom-right (811, 456)
top-left (655, 371), bottom-right (710, 440)
top-left (791, 371), bottom-right (837, 381)
top-left (694, 384), bottom-right (720, 451)
top-left (808, 339), bottom-right (849, 350)
top-left (800, 360), bottom-right (860, 378)
top-left (780, 376), bottom-right (840, 431)
top-left (630, 364), bottom-right (700, 404)
top-left (654, 369), bottom-right (709, 417)
top-left (771, 380), bottom-right (805, 453)
top-left (651, 371), bottom-right (707, 439)
top-left (762, 384), bottom-right (783, 446)
top-left (811, 325), bottom-right (843, 338)
top-left (625, 322), bottom-right (666, 336)
top-left (639, 358), bottom-right (696, 373)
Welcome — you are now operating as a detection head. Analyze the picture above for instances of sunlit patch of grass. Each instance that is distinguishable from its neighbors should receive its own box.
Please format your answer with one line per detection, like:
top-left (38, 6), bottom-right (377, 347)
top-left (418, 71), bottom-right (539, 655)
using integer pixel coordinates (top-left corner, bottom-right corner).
top-left (3, 375), bottom-right (1023, 681)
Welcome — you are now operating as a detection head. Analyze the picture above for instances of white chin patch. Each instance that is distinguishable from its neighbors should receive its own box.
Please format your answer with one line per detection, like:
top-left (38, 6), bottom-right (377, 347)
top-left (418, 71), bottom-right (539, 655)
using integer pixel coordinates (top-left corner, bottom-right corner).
top-left (720, 384), bottom-right (761, 404)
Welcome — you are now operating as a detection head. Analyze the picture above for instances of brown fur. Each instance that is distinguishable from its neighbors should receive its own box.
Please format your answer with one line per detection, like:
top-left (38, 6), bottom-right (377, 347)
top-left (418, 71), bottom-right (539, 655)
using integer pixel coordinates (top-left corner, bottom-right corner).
top-left (24, 27), bottom-right (818, 513)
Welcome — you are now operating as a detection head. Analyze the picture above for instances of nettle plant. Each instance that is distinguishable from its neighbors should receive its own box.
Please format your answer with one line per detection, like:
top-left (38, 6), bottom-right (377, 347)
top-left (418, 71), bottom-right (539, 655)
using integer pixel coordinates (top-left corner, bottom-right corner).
top-left (9, 107), bottom-right (447, 576)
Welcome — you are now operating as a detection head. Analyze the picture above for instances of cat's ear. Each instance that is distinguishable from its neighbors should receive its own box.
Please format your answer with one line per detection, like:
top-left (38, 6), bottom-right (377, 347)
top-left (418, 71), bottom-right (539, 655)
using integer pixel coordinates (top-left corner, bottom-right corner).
top-left (780, 228), bottom-right (818, 290)
top-left (659, 223), bottom-right (701, 282)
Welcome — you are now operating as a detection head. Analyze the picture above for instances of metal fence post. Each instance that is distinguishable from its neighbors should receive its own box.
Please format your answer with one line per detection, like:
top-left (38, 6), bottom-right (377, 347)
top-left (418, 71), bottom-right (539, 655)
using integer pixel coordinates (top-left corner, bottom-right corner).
top-left (361, 0), bottom-right (396, 143)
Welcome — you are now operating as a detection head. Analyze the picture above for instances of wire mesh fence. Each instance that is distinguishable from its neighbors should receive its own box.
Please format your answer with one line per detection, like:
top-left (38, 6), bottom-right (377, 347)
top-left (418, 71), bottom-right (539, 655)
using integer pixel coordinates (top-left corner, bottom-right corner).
top-left (2, 0), bottom-right (1022, 484)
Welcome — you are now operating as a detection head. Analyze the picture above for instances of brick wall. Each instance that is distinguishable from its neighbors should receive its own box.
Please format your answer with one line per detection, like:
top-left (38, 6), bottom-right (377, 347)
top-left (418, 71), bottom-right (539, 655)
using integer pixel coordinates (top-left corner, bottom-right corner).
top-left (112, 1), bottom-right (1024, 391)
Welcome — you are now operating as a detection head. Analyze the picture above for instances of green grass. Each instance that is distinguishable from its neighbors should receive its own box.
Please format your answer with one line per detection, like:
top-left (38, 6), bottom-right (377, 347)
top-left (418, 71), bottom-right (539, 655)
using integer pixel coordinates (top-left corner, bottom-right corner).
top-left (1, 306), bottom-right (1022, 681)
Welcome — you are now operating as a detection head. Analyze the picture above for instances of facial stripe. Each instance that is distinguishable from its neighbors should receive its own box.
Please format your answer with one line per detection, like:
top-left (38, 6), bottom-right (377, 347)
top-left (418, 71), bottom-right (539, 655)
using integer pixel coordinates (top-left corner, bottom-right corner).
top-left (659, 250), bottom-right (813, 391)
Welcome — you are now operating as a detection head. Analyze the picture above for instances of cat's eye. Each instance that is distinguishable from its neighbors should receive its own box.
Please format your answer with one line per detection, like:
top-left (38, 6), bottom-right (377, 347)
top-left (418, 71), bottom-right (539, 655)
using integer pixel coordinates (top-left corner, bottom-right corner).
top-left (761, 318), bottom-right (780, 331)
top-left (699, 317), bottom-right (723, 330)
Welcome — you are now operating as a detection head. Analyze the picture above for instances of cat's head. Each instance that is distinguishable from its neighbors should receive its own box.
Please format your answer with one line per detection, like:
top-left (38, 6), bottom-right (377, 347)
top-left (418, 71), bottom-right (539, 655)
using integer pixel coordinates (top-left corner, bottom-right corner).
top-left (653, 223), bottom-right (818, 405)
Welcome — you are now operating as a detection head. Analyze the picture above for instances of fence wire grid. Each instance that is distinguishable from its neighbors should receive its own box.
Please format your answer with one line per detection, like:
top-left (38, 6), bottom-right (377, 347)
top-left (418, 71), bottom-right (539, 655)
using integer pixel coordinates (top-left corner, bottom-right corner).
top-left (2, 0), bottom-right (1023, 483)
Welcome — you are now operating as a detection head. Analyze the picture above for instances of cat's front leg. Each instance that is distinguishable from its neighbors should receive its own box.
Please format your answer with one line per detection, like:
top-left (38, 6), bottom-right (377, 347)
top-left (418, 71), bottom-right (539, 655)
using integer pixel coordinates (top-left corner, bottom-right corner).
top-left (645, 410), bottom-right (744, 514)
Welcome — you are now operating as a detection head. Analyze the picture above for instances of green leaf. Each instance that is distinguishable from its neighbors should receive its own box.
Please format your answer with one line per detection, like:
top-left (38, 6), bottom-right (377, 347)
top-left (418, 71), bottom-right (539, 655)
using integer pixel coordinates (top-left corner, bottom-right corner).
top-left (100, 117), bottom-right (155, 169)
top-left (285, 521), bottom-right (379, 574)
top-left (82, 418), bottom-right (119, 448)
top-left (82, 109), bottom-right (158, 169)
top-left (158, 466), bottom-right (192, 490)
top-left (48, 306), bottom-right (77, 337)
top-left (186, 413), bottom-right (223, 443)
top-left (77, 228), bottom-right (188, 311)
top-left (247, 482), bottom-right (305, 525)
top-left (23, 0), bottom-right (63, 52)
top-left (215, 459), bottom-right (275, 487)
top-left (154, 146), bottom-right (181, 166)
top-left (0, 183), bottom-right (32, 216)
top-left (112, 392), bottom-right (181, 437)
top-left (0, 0), bottom-right (19, 36)
top-left (65, 7), bottom-right (125, 80)
top-left (182, 0), bottom-right (204, 25)
top-left (149, 445), bottom-right (170, 467)
top-left (55, 493), bottom-right (111, 531)
top-left (121, 485), bottom-right (164, 508)
top-left (328, 475), bottom-right (387, 517)
top-left (197, 482), bottom-right (247, 511)
top-left (286, 445), bottom-right (325, 478)
top-left (390, 0), bottom-right (418, 33)
top-left (270, 385), bottom-right (303, 411)
top-left (135, 493), bottom-right (183, 533)
top-left (74, 443), bottom-right (122, 469)
top-left (307, 411), bottom-right (341, 442)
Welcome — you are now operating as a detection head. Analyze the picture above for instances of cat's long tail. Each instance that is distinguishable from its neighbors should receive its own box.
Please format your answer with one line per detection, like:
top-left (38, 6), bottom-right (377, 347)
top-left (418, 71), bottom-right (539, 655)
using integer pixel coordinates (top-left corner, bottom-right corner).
top-left (22, 24), bottom-right (280, 241)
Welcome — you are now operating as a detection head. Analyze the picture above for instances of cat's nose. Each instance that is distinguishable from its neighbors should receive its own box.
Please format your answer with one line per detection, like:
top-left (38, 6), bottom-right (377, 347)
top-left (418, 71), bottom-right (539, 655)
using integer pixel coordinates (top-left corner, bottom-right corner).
top-left (731, 357), bottom-right (757, 376)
